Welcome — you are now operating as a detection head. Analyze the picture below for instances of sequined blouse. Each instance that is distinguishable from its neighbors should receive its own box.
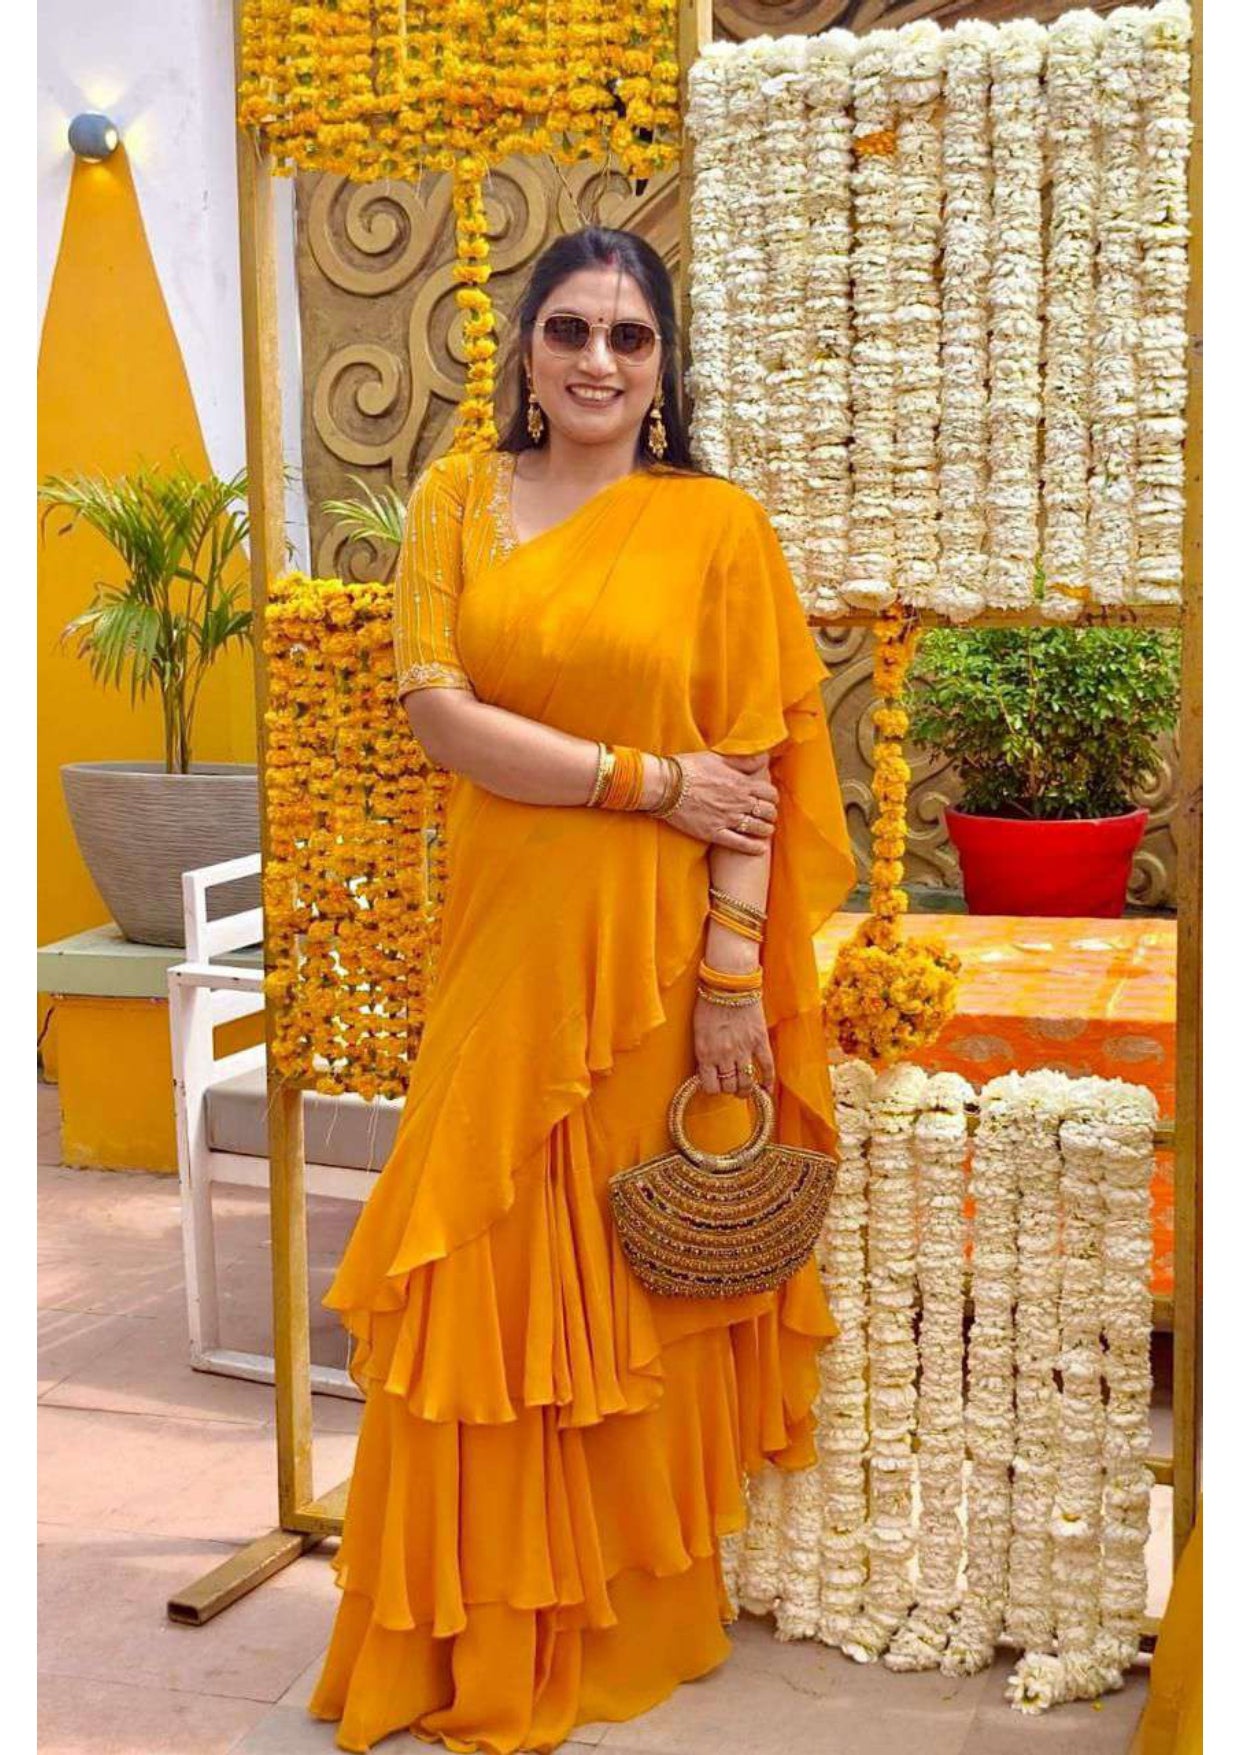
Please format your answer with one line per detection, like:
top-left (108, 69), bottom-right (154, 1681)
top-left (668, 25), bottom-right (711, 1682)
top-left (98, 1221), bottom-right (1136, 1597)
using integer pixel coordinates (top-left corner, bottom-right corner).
top-left (392, 449), bottom-right (524, 700)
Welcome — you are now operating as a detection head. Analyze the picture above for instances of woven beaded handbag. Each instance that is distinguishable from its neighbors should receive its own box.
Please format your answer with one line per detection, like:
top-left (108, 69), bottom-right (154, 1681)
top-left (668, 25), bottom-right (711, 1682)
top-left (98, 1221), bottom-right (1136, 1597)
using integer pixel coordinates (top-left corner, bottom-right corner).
top-left (607, 1073), bottom-right (836, 1299)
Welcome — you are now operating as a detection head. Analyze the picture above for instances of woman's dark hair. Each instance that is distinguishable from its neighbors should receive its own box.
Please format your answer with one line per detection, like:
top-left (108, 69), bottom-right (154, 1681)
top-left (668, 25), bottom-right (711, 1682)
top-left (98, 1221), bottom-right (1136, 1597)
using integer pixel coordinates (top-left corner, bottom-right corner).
top-left (494, 226), bottom-right (718, 479)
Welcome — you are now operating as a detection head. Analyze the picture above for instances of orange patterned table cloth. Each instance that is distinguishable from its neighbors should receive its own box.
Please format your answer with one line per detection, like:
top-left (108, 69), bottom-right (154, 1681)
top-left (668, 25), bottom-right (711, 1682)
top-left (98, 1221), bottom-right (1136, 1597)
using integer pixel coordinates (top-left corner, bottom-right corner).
top-left (812, 914), bottom-right (1177, 1306)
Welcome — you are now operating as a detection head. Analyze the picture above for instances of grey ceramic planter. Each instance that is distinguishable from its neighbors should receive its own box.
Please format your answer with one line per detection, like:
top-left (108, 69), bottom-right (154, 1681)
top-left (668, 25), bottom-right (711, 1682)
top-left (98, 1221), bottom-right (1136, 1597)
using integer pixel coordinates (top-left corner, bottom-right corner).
top-left (61, 761), bottom-right (262, 948)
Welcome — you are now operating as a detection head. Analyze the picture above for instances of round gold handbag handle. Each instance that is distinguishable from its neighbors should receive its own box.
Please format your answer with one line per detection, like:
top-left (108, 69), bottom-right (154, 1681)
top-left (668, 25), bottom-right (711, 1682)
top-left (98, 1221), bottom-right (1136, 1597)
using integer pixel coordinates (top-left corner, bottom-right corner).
top-left (668, 1073), bottom-right (775, 1173)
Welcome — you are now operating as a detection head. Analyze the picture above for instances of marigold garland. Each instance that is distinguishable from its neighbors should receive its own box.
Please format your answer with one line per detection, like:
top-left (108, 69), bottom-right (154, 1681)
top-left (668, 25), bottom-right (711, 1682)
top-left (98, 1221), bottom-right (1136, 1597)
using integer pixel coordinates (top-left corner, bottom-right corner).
top-left (262, 570), bottom-right (452, 1099)
top-left (823, 608), bottom-right (960, 1066)
top-left (238, 0), bottom-right (680, 452)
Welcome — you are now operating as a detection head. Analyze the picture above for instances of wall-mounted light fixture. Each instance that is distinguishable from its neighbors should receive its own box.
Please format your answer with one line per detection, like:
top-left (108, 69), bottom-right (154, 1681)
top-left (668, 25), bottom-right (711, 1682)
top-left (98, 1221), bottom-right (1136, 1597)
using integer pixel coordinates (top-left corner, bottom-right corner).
top-left (68, 113), bottom-right (120, 162)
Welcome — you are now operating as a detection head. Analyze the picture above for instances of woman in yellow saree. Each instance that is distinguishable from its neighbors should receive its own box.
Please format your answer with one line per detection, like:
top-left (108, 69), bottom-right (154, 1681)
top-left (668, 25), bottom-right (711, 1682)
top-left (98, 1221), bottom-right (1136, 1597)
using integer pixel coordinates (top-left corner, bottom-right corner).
top-left (308, 228), bottom-right (855, 1752)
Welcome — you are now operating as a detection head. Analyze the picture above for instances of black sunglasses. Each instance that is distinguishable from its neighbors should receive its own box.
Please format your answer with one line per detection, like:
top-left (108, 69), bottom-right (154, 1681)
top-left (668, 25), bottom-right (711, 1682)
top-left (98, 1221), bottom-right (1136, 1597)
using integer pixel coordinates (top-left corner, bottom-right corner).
top-left (536, 313), bottom-right (661, 362)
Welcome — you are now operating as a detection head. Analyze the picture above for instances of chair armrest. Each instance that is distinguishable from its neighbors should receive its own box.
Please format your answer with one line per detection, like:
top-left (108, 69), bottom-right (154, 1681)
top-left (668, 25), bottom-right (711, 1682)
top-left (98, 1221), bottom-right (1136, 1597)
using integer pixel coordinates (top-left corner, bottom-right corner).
top-left (167, 962), bottom-right (265, 995)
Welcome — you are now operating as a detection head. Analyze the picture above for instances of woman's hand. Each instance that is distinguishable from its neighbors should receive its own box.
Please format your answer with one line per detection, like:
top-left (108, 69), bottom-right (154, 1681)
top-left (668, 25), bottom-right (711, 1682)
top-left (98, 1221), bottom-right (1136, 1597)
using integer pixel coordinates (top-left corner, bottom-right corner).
top-left (693, 996), bottom-right (775, 1098)
top-left (666, 751), bottom-right (779, 854)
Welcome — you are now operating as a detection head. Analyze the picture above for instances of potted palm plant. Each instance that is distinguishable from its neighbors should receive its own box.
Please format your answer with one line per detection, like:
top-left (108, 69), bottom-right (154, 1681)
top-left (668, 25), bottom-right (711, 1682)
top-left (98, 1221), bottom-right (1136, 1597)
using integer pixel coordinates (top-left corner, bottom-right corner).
top-left (906, 624), bottom-right (1179, 917)
top-left (321, 475), bottom-right (407, 571)
top-left (40, 461), bottom-right (260, 946)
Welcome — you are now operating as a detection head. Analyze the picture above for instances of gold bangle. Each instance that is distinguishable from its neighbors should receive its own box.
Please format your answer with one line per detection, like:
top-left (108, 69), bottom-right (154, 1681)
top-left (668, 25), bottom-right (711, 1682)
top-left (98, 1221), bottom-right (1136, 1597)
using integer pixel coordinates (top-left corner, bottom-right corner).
top-left (600, 745), bottom-right (645, 811)
top-left (708, 884), bottom-right (767, 924)
top-left (696, 984), bottom-right (763, 1008)
top-left (650, 755), bottom-right (686, 820)
top-left (708, 906), bottom-right (763, 943)
top-left (598, 745), bottom-right (629, 809)
top-left (589, 746), bottom-right (617, 807)
top-left (709, 891), bottom-right (766, 926)
top-left (585, 741), bottom-right (609, 807)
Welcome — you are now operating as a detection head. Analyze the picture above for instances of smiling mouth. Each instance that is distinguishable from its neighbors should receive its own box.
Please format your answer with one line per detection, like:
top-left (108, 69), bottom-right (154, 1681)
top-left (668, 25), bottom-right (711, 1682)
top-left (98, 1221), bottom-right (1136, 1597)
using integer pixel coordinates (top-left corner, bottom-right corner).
top-left (567, 386), bottom-right (623, 403)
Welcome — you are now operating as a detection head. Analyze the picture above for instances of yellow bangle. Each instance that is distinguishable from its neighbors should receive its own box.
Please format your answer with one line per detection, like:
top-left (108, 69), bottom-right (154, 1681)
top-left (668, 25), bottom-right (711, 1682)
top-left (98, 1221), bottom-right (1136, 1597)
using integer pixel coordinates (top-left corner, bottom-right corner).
top-left (698, 959), bottom-right (763, 992)
top-left (708, 884), bottom-right (767, 924)
top-left (599, 745), bottom-right (646, 811)
top-left (708, 906), bottom-right (763, 943)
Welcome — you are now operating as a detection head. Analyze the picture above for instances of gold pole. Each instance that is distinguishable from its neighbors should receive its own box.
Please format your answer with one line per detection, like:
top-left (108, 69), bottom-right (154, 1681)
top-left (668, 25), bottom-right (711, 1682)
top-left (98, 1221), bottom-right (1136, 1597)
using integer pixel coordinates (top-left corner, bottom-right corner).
top-left (231, 4), bottom-right (316, 1526)
top-left (167, 5), bottom-right (317, 1623)
top-left (1171, 0), bottom-right (1203, 1569)
top-left (676, 0), bottom-right (713, 433)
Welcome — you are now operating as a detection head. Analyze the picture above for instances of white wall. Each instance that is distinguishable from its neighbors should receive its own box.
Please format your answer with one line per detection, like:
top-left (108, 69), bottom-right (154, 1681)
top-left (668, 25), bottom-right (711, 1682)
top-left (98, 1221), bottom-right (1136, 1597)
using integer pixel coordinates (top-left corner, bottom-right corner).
top-left (38, 0), bottom-right (308, 565)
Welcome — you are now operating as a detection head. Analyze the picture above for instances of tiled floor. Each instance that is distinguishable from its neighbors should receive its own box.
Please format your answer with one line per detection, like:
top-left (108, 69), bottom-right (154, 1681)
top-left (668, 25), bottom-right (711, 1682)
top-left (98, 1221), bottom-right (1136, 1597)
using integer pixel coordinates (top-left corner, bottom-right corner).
top-left (37, 1078), bottom-right (1158, 1755)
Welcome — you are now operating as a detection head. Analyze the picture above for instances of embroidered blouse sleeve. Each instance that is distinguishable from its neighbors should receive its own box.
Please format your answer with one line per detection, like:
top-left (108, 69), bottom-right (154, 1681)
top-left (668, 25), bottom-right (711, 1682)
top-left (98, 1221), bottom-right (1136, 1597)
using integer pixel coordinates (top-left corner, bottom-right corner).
top-left (392, 454), bottom-right (475, 699)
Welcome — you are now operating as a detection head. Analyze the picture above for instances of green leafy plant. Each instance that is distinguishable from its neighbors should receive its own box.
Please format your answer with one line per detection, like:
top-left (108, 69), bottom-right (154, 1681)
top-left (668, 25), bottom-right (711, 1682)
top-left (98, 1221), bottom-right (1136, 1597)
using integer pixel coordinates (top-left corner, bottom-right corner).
top-left (906, 625), bottom-right (1180, 819)
top-left (322, 475), bottom-right (407, 551)
top-left (39, 462), bottom-right (253, 774)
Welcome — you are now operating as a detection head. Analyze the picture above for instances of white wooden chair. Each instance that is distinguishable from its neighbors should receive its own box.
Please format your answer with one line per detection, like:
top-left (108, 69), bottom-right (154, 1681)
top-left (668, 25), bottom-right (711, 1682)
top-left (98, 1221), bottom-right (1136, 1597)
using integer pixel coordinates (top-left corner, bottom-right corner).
top-left (168, 854), bottom-right (397, 1400)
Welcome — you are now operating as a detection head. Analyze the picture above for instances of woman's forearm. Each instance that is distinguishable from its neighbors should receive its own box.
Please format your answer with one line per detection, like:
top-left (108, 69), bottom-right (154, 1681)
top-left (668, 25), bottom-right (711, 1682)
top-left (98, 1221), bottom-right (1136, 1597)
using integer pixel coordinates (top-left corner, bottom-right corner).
top-left (705, 838), bottom-right (772, 974)
top-left (401, 688), bottom-right (665, 809)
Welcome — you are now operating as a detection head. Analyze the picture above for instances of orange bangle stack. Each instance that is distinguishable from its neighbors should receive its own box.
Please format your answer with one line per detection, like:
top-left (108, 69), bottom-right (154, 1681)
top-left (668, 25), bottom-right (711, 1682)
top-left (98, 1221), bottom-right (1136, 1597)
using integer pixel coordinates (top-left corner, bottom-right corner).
top-left (707, 884), bottom-right (767, 947)
top-left (596, 743), bottom-right (646, 811)
top-left (707, 905), bottom-right (763, 943)
top-left (697, 958), bottom-right (764, 1009)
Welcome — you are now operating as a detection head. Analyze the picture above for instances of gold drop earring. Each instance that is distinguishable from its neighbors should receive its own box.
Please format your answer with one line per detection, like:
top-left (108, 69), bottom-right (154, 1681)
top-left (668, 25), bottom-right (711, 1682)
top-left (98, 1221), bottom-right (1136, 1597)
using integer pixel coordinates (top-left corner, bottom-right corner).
top-left (525, 374), bottom-right (545, 444)
top-left (646, 384), bottom-right (667, 460)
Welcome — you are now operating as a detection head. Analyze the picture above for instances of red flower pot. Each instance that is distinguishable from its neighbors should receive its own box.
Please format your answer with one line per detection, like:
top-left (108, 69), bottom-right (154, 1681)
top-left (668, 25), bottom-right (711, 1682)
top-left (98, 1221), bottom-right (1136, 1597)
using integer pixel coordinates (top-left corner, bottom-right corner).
top-left (943, 806), bottom-right (1150, 918)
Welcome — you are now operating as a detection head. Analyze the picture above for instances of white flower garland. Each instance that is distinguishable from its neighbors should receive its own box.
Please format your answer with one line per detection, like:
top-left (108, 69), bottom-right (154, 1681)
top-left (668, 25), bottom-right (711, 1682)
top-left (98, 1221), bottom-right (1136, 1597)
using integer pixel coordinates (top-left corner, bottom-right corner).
top-left (985, 21), bottom-right (1044, 612)
top-left (943, 1073), bottom-right (1018, 1675)
top-left (720, 41), bottom-right (771, 500)
top-left (725, 1063), bottom-right (1156, 1714)
top-left (684, 46), bottom-right (734, 476)
top-left (1134, 0), bottom-right (1193, 606)
top-left (1042, 11), bottom-right (1105, 623)
top-left (936, 20), bottom-right (993, 624)
top-left (885, 1072), bottom-right (972, 1670)
top-left (728, 1061), bottom-right (875, 1640)
top-left (759, 34), bottom-right (813, 608)
top-left (734, 1465), bottom-right (785, 1618)
top-left (804, 30), bottom-right (856, 620)
top-left (813, 1060), bottom-right (875, 1644)
top-left (842, 1063), bottom-right (924, 1661)
top-left (685, 10), bottom-right (1193, 622)
top-left (1088, 8), bottom-right (1144, 607)
top-left (843, 31), bottom-right (898, 613)
top-left (1001, 1071), bottom-right (1070, 1657)
top-left (890, 21), bottom-right (944, 613)
top-left (1009, 1077), bottom-right (1157, 1711)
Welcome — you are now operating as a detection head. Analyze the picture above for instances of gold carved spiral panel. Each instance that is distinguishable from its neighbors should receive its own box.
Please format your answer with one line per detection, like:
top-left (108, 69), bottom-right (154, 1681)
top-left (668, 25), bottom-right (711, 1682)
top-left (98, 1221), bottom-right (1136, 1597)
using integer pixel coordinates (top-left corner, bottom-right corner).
top-left (295, 159), bottom-right (679, 582)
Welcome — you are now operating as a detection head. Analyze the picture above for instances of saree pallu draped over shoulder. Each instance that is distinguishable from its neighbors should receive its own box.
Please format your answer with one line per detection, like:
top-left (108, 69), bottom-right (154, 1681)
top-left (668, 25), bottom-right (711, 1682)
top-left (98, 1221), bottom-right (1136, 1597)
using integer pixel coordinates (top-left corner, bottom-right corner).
top-left (308, 451), bottom-right (857, 1754)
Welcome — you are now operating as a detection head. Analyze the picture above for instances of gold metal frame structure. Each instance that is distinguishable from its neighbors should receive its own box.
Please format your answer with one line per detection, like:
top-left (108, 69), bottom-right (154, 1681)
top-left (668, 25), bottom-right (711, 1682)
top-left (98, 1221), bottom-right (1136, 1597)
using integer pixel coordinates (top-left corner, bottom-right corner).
top-left (168, 0), bottom-right (1203, 1650)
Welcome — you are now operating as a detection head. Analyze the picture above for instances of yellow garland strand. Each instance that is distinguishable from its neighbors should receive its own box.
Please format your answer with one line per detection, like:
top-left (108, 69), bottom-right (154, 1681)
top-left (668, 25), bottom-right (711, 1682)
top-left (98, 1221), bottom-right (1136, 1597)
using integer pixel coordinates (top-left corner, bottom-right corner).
top-left (262, 571), bottom-right (453, 1099)
top-left (822, 606), bottom-right (961, 1067)
top-left (237, 2), bottom-right (681, 452)
top-left (451, 154), bottom-right (500, 455)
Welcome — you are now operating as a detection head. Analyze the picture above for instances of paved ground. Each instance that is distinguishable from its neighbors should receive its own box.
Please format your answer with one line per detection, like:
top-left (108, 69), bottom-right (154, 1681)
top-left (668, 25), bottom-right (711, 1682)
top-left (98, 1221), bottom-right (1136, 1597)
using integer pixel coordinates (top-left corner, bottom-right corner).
top-left (37, 1078), bottom-right (1162, 1754)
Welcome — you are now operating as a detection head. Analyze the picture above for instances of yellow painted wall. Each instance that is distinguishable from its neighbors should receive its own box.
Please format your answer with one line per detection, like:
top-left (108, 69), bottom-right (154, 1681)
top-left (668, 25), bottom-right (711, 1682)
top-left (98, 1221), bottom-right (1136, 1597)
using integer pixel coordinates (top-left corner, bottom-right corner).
top-left (38, 149), bottom-right (257, 1058)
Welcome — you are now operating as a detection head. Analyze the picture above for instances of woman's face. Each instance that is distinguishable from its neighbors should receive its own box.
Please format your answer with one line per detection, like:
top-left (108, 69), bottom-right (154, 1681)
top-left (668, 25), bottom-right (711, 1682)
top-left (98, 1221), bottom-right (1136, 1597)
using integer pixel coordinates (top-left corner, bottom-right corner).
top-left (523, 265), bottom-right (663, 454)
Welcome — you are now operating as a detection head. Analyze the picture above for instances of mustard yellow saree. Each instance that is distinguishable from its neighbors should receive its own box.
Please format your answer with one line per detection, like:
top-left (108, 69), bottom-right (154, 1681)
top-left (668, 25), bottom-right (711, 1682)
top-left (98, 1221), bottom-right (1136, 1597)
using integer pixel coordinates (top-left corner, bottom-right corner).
top-left (308, 446), bottom-right (856, 1753)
